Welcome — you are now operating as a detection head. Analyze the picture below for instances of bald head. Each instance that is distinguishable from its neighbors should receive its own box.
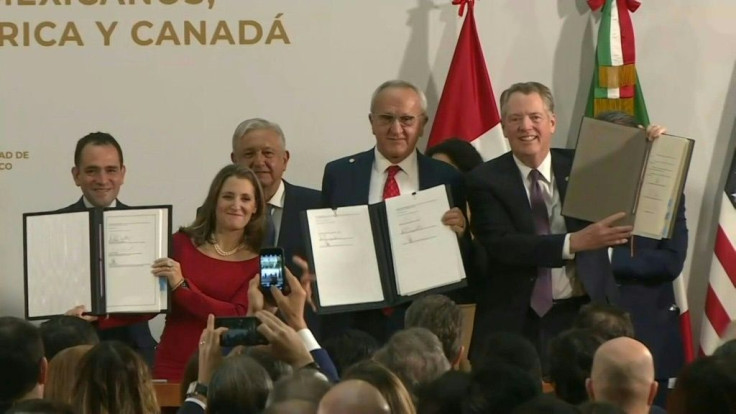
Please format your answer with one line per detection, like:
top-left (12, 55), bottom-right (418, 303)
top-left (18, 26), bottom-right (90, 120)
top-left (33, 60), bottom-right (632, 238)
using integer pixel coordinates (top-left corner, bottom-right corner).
top-left (586, 337), bottom-right (657, 414)
top-left (318, 380), bottom-right (390, 414)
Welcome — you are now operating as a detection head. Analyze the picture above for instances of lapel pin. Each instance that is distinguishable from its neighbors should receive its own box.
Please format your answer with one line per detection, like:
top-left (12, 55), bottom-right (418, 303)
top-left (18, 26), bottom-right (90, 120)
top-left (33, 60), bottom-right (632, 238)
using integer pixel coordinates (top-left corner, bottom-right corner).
top-left (349, 158), bottom-right (355, 163)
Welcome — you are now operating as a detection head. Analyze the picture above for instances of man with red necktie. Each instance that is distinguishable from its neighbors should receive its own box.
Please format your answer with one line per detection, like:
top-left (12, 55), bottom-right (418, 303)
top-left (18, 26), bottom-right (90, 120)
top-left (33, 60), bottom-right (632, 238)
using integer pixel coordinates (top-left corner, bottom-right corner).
top-left (320, 80), bottom-right (469, 343)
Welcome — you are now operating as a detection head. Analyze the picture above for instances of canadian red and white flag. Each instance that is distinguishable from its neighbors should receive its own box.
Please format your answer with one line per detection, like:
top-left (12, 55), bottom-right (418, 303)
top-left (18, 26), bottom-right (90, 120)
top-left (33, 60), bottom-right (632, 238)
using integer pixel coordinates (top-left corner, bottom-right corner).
top-left (700, 152), bottom-right (736, 355)
top-left (427, 0), bottom-right (508, 161)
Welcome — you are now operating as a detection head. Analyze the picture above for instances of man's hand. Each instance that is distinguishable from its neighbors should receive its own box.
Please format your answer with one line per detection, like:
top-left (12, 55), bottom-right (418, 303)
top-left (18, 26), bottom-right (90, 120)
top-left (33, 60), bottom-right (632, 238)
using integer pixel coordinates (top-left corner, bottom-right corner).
top-left (255, 310), bottom-right (314, 368)
top-left (65, 305), bottom-right (98, 322)
top-left (645, 124), bottom-right (667, 141)
top-left (246, 276), bottom-right (277, 316)
top-left (197, 314), bottom-right (228, 385)
top-left (569, 212), bottom-right (633, 253)
top-left (442, 207), bottom-right (467, 236)
top-left (271, 257), bottom-right (313, 331)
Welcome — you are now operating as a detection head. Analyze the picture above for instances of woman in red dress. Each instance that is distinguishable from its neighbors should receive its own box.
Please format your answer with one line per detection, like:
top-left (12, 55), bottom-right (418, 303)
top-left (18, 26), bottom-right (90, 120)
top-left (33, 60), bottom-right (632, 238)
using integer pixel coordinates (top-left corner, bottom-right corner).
top-left (149, 164), bottom-right (266, 381)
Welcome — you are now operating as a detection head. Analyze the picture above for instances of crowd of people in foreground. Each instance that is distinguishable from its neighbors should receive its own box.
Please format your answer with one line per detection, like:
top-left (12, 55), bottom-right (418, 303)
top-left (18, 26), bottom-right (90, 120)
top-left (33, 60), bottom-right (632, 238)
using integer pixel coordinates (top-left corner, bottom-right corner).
top-left (2, 289), bottom-right (735, 413)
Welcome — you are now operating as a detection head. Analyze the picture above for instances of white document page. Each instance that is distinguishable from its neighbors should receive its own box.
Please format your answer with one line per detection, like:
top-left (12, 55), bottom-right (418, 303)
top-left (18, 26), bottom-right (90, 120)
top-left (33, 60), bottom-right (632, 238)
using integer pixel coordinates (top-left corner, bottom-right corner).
top-left (307, 206), bottom-right (384, 307)
top-left (385, 185), bottom-right (466, 296)
top-left (103, 208), bottom-right (168, 313)
top-left (26, 212), bottom-right (92, 318)
top-left (634, 137), bottom-right (690, 239)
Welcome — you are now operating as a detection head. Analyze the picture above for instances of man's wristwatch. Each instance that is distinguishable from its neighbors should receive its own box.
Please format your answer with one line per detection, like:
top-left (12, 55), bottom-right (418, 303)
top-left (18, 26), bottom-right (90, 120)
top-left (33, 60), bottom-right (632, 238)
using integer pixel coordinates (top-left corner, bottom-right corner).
top-left (186, 381), bottom-right (208, 399)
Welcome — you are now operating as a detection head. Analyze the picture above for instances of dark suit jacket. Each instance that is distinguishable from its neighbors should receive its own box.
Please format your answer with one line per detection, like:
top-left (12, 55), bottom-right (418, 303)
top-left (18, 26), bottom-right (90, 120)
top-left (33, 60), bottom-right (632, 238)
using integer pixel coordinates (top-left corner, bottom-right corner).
top-left (322, 148), bottom-right (466, 210)
top-left (320, 148), bottom-right (468, 342)
top-left (279, 180), bottom-right (322, 275)
top-left (612, 195), bottom-right (688, 379)
top-left (278, 180), bottom-right (323, 339)
top-left (466, 150), bottom-right (617, 351)
top-left (56, 197), bottom-right (158, 360)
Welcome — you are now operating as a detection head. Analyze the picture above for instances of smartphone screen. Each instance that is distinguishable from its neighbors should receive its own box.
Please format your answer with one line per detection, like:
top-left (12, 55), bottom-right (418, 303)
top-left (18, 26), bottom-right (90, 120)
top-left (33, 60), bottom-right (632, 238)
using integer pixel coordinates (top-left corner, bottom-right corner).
top-left (260, 247), bottom-right (286, 293)
top-left (215, 316), bottom-right (268, 346)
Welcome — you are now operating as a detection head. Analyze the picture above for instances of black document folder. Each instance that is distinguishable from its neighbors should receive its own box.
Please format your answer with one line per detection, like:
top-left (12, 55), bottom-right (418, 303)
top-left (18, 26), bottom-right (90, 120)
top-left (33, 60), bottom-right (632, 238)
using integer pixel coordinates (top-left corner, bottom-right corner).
top-left (300, 185), bottom-right (467, 315)
top-left (23, 205), bottom-right (172, 319)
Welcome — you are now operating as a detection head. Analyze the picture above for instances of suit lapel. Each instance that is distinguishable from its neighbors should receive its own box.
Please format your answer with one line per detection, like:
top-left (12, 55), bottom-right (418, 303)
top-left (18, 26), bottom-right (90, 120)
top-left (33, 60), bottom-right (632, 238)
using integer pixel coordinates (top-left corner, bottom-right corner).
top-left (552, 152), bottom-right (570, 202)
top-left (352, 150), bottom-right (374, 205)
top-left (417, 151), bottom-right (433, 190)
top-left (280, 181), bottom-right (294, 242)
top-left (72, 197), bottom-right (87, 211)
top-left (552, 151), bottom-right (580, 231)
top-left (497, 154), bottom-right (536, 234)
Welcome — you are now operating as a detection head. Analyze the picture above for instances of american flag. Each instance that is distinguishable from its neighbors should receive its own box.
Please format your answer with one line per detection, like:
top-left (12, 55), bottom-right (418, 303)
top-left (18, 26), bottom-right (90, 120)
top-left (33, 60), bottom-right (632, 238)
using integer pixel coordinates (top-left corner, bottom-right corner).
top-left (700, 149), bottom-right (736, 354)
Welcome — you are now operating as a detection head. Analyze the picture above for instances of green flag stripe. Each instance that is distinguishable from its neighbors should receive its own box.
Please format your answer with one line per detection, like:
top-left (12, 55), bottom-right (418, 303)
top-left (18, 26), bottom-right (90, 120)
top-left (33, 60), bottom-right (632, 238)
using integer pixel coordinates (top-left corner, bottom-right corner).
top-left (596, 0), bottom-right (614, 66)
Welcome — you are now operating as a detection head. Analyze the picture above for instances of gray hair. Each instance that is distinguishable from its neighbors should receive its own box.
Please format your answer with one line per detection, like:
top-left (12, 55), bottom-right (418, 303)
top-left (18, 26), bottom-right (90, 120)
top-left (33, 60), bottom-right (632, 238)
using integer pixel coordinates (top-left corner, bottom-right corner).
top-left (404, 294), bottom-right (463, 363)
top-left (373, 327), bottom-right (450, 395)
top-left (370, 80), bottom-right (428, 114)
top-left (231, 118), bottom-right (286, 151)
top-left (499, 82), bottom-right (555, 119)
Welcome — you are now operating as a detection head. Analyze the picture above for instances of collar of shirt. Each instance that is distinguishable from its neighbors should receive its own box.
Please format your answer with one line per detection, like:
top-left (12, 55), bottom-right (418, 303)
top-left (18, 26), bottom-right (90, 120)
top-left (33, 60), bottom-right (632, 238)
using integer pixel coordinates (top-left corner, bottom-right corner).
top-left (268, 179), bottom-right (286, 210)
top-left (372, 146), bottom-right (418, 179)
top-left (83, 197), bottom-right (116, 208)
top-left (512, 151), bottom-right (553, 185)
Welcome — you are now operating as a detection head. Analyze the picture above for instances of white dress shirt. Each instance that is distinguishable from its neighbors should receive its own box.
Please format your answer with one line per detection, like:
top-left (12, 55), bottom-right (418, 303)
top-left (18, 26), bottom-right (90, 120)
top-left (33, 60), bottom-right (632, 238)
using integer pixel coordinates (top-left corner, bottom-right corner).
top-left (368, 147), bottom-right (420, 204)
top-left (82, 197), bottom-right (116, 208)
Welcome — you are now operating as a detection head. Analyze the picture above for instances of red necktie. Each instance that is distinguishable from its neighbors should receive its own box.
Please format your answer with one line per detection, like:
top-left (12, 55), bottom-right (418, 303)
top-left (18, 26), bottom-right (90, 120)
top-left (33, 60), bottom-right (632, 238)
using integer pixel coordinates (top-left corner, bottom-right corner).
top-left (383, 165), bottom-right (401, 200)
top-left (382, 165), bottom-right (401, 316)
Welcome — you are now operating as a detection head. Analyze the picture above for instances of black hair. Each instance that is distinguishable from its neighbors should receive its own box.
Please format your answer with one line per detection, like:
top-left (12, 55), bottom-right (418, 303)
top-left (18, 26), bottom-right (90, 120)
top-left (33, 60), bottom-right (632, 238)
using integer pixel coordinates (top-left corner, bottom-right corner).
top-left (73, 132), bottom-right (123, 167)
top-left (40, 315), bottom-right (99, 360)
top-left (425, 138), bottom-right (483, 173)
top-left (0, 317), bottom-right (45, 406)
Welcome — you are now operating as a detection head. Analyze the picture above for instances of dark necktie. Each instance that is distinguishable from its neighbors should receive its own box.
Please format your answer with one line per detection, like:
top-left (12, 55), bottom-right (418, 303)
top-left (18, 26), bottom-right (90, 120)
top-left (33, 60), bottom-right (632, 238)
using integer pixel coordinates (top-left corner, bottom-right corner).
top-left (264, 204), bottom-right (277, 247)
top-left (529, 169), bottom-right (553, 316)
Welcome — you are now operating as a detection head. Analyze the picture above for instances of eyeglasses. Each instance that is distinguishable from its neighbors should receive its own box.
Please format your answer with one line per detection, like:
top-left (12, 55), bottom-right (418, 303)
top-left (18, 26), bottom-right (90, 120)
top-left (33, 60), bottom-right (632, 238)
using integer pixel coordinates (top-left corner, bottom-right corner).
top-left (372, 113), bottom-right (424, 127)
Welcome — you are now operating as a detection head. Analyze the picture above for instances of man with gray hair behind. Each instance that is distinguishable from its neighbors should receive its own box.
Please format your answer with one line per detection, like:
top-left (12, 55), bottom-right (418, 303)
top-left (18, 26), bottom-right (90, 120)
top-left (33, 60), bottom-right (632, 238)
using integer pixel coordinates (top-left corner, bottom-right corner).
top-left (373, 327), bottom-right (451, 397)
top-left (404, 294), bottom-right (465, 368)
top-left (230, 118), bottom-right (323, 337)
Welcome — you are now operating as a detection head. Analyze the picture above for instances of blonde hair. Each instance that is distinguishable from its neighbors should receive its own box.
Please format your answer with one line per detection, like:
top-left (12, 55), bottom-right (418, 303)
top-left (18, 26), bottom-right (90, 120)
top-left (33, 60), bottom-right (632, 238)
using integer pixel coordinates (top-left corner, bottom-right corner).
top-left (45, 345), bottom-right (93, 405)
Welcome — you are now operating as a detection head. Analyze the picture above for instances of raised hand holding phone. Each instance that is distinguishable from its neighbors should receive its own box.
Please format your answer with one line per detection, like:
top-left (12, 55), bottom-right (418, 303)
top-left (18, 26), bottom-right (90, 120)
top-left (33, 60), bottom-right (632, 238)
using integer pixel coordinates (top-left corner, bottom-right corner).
top-left (215, 316), bottom-right (268, 347)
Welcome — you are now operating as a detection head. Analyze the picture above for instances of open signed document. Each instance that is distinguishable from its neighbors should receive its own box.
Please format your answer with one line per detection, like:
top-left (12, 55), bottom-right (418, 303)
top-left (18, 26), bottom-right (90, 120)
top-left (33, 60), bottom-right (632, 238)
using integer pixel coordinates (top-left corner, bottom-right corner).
top-left (303, 185), bottom-right (466, 314)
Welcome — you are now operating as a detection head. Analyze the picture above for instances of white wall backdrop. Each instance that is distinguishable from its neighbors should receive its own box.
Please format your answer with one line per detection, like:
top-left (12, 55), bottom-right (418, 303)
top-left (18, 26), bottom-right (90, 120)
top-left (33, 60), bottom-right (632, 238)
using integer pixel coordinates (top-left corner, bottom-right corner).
top-left (2, 0), bottom-right (735, 345)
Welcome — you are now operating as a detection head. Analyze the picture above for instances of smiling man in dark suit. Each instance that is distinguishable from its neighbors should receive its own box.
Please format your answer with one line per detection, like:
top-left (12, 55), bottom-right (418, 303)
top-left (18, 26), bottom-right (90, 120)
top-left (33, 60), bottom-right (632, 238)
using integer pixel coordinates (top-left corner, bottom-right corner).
top-left (230, 118), bottom-right (323, 336)
top-left (320, 79), bottom-right (468, 342)
top-left (58, 132), bottom-right (157, 366)
top-left (466, 82), bottom-right (635, 370)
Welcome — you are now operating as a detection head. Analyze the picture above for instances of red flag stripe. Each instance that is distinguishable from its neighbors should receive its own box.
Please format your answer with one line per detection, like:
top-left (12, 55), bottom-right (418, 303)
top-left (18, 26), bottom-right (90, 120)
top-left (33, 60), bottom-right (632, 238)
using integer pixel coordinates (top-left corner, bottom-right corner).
top-left (427, 3), bottom-right (500, 148)
top-left (704, 284), bottom-right (731, 337)
top-left (616, 0), bottom-right (638, 64)
top-left (714, 225), bottom-right (736, 288)
top-left (679, 311), bottom-right (695, 363)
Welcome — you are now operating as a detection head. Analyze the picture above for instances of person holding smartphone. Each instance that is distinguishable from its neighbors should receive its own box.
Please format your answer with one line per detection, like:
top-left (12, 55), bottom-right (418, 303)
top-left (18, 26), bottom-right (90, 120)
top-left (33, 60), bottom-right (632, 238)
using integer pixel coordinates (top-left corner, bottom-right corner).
top-left (147, 164), bottom-right (268, 381)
